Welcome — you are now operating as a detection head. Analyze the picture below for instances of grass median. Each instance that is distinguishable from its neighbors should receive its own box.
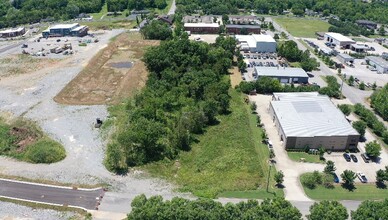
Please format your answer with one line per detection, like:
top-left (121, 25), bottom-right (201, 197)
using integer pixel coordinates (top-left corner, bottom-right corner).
top-left (274, 17), bottom-right (330, 38)
top-left (145, 89), bottom-right (283, 198)
top-left (287, 152), bottom-right (324, 163)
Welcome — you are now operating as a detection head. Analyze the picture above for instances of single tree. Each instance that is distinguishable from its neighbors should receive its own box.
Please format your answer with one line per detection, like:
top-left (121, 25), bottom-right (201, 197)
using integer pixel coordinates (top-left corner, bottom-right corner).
top-left (308, 200), bottom-right (348, 220)
top-left (338, 104), bottom-right (351, 116)
top-left (318, 147), bottom-right (325, 160)
top-left (351, 199), bottom-right (388, 220)
top-left (273, 33), bottom-right (280, 40)
top-left (352, 121), bottom-right (367, 137)
top-left (376, 169), bottom-right (386, 184)
top-left (365, 141), bottom-right (382, 158)
top-left (274, 170), bottom-right (284, 186)
top-left (324, 160), bottom-right (336, 174)
top-left (359, 81), bottom-right (366, 90)
top-left (269, 149), bottom-right (275, 159)
top-left (341, 170), bottom-right (356, 187)
top-left (250, 102), bottom-right (257, 112)
top-left (378, 25), bottom-right (386, 36)
top-left (348, 75), bottom-right (355, 86)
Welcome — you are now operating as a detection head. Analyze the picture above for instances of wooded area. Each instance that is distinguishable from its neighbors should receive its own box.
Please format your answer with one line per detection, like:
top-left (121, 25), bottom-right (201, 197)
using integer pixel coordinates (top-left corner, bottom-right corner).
top-left (105, 35), bottom-right (236, 173)
top-left (176, 0), bottom-right (388, 24)
top-left (370, 84), bottom-right (388, 121)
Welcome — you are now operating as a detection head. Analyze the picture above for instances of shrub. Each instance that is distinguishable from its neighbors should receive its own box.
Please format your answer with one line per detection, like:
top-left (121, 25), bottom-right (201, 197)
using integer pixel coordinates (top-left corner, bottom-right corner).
top-left (24, 138), bottom-right (66, 163)
top-left (338, 104), bottom-right (352, 116)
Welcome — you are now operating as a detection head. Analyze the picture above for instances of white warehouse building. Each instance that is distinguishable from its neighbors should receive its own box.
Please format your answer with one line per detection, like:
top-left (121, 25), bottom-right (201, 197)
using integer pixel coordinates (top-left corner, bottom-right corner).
top-left (324, 32), bottom-right (355, 49)
top-left (236, 34), bottom-right (277, 53)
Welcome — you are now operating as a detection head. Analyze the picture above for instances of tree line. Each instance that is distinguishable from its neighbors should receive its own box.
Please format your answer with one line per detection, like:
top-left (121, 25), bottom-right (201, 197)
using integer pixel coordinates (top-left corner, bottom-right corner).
top-left (108, 0), bottom-right (167, 12)
top-left (277, 40), bottom-right (320, 72)
top-left (0, 0), bottom-right (104, 28)
top-left (105, 34), bottom-right (236, 173)
top-left (370, 83), bottom-right (388, 121)
top-left (176, 0), bottom-right (388, 24)
top-left (127, 194), bottom-right (388, 220)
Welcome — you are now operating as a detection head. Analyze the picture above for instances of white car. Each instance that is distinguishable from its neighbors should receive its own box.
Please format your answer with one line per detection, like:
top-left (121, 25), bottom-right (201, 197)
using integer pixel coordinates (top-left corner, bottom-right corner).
top-left (357, 172), bottom-right (368, 183)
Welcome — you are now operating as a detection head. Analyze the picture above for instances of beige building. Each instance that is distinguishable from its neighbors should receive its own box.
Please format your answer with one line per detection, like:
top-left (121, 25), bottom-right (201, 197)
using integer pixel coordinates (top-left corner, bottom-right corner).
top-left (269, 92), bottom-right (359, 151)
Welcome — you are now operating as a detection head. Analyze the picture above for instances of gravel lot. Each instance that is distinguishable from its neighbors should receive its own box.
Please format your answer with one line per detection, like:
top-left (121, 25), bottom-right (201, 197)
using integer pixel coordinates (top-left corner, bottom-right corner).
top-left (0, 29), bottom-right (188, 218)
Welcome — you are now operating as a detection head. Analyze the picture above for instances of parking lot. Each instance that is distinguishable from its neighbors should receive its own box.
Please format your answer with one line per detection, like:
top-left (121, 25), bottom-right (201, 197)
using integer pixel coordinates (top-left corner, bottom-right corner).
top-left (241, 52), bottom-right (284, 81)
top-left (304, 38), bottom-right (388, 87)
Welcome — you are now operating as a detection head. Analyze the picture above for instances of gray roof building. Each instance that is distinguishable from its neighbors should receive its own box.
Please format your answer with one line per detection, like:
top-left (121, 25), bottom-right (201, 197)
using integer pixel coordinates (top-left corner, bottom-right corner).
top-left (254, 67), bottom-right (309, 84)
top-left (365, 56), bottom-right (388, 73)
top-left (269, 92), bottom-right (359, 150)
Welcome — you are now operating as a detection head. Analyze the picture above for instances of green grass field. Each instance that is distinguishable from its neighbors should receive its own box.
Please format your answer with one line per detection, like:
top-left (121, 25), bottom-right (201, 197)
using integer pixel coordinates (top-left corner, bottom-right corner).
top-left (288, 152), bottom-right (324, 163)
top-left (274, 17), bottom-right (330, 38)
top-left (90, 3), bottom-right (108, 20)
top-left (145, 89), bottom-right (280, 198)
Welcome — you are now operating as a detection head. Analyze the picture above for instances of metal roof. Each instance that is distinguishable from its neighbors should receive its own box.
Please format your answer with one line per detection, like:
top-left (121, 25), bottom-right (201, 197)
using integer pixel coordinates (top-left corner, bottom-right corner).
top-left (50, 23), bottom-right (79, 30)
top-left (235, 34), bottom-right (276, 47)
top-left (366, 56), bottom-right (388, 68)
top-left (254, 67), bottom-right (308, 78)
top-left (271, 92), bottom-right (359, 137)
top-left (337, 53), bottom-right (354, 60)
top-left (184, 23), bottom-right (220, 28)
top-left (0, 27), bottom-right (24, 34)
top-left (226, 24), bottom-right (260, 29)
top-left (324, 32), bottom-right (355, 43)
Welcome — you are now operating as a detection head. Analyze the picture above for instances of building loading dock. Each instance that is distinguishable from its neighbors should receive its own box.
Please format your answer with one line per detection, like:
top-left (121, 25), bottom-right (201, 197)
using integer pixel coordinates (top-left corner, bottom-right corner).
top-left (365, 56), bottom-right (388, 74)
top-left (269, 92), bottom-right (360, 150)
top-left (253, 67), bottom-right (309, 84)
top-left (324, 32), bottom-right (355, 49)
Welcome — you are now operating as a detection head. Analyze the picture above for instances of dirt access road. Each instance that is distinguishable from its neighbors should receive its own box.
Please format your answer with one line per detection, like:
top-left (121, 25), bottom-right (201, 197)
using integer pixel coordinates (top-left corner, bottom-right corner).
top-left (0, 30), bottom-right (187, 219)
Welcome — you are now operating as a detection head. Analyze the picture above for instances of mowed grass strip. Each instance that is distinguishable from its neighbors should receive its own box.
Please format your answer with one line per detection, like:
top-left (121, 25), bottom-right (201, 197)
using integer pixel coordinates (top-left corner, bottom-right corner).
top-left (145, 89), bottom-right (273, 198)
top-left (274, 17), bottom-right (330, 38)
top-left (287, 152), bottom-right (324, 163)
top-left (301, 173), bottom-right (388, 200)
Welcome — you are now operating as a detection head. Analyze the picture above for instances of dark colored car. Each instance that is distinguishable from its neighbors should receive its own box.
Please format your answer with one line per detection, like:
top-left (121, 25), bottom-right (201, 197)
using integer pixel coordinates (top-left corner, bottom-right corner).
top-left (333, 173), bottom-right (340, 183)
top-left (361, 153), bottom-right (371, 163)
top-left (350, 154), bottom-right (358, 162)
top-left (343, 153), bottom-right (351, 162)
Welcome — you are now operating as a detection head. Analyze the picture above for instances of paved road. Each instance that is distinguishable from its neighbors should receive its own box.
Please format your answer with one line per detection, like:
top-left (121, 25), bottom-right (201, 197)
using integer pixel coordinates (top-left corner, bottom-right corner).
top-left (0, 41), bottom-right (25, 55)
top-left (168, 0), bottom-right (176, 15)
top-left (0, 179), bottom-right (104, 210)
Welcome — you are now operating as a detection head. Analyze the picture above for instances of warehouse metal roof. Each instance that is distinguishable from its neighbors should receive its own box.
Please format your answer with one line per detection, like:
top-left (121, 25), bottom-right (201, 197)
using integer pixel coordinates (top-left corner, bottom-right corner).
top-left (271, 92), bottom-right (359, 137)
top-left (226, 24), bottom-right (260, 29)
top-left (50, 23), bottom-right (79, 29)
top-left (365, 56), bottom-right (388, 68)
top-left (236, 34), bottom-right (276, 48)
top-left (324, 32), bottom-right (355, 43)
top-left (184, 23), bottom-right (219, 28)
top-left (254, 67), bottom-right (309, 78)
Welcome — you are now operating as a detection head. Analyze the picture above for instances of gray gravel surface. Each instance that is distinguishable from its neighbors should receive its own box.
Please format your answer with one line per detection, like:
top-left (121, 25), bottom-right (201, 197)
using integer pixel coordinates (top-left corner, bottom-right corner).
top-left (0, 29), bottom-right (189, 218)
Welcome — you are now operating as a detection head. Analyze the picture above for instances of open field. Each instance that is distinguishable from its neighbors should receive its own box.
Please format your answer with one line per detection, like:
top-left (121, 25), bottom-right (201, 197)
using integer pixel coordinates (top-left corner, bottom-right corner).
top-left (0, 54), bottom-right (58, 77)
top-left (303, 183), bottom-right (388, 200)
top-left (55, 32), bottom-right (158, 105)
top-left (288, 152), bottom-right (324, 163)
top-left (79, 20), bottom-right (134, 31)
top-left (274, 17), bottom-right (330, 38)
top-left (145, 89), bottom-right (277, 198)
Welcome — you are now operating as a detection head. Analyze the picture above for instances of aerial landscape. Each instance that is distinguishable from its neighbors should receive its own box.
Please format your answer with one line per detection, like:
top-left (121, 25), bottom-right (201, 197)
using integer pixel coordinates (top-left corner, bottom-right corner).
top-left (0, 0), bottom-right (388, 219)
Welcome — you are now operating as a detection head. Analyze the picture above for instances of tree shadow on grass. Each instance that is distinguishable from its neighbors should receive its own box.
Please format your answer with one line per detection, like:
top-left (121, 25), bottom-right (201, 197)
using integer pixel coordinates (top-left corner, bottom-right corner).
top-left (376, 182), bottom-right (387, 189)
top-left (341, 183), bottom-right (356, 191)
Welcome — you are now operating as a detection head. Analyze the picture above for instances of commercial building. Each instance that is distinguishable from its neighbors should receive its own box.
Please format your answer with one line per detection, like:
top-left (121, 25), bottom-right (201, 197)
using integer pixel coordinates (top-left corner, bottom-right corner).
top-left (183, 15), bottom-right (217, 24)
top-left (184, 23), bottom-right (220, 34)
top-left (337, 53), bottom-right (354, 64)
top-left (324, 32), bottom-right (355, 49)
top-left (365, 56), bottom-right (388, 74)
top-left (253, 67), bottom-right (309, 84)
top-left (351, 44), bottom-right (369, 53)
top-left (235, 34), bottom-right (276, 53)
top-left (355, 20), bottom-right (377, 29)
top-left (269, 92), bottom-right (360, 150)
top-left (42, 23), bottom-right (88, 38)
top-left (225, 25), bottom-right (260, 35)
top-left (0, 27), bottom-right (25, 38)
top-left (228, 15), bottom-right (257, 24)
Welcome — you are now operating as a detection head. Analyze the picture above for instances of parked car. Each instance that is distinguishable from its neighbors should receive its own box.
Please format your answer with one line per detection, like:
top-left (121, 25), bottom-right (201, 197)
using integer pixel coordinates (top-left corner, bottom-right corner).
top-left (357, 172), bottom-right (368, 183)
top-left (361, 153), bottom-right (371, 163)
top-left (333, 173), bottom-right (340, 183)
top-left (343, 153), bottom-right (351, 162)
top-left (267, 140), bottom-right (273, 148)
top-left (350, 154), bottom-right (358, 162)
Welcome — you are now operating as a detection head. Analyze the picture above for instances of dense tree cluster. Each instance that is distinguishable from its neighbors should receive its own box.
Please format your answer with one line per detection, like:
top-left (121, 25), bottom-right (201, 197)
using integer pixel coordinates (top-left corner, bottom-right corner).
top-left (127, 195), bottom-right (302, 220)
top-left (277, 41), bottom-right (320, 72)
top-left (370, 84), bottom-right (388, 121)
top-left (308, 200), bottom-right (348, 220)
top-left (328, 19), bottom-right (374, 37)
top-left (0, 0), bottom-right (105, 28)
top-left (238, 77), bottom-right (320, 94)
top-left (176, 0), bottom-right (388, 24)
top-left (354, 103), bottom-right (388, 144)
top-left (140, 20), bottom-right (172, 40)
top-left (351, 199), bottom-right (388, 220)
top-left (108, 0), bottom-right (168, 12)
top-left (318, 76), bottom-right (341, 98)
top-left (105, 35), bottom-right (236, 172)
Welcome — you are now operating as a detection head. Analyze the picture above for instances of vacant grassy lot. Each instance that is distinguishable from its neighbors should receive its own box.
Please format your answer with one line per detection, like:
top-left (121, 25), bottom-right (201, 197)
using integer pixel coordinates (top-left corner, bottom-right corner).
top-left (79, 20), bottom-right (134, 30)
top-left (274, 17), bottom-right (330, 38)
top-left (301, 173), bottom-right (388, 200)
top-left (55, 32), bottom-right (158, 105)
top-left (288, 152), bottom-right (324, 163)
top-left (145, 89), bottom-right (280, 198)
top-left (0, 117), bottom-right (65, 163)
top-left (0, 54), bottom-right (58, 77)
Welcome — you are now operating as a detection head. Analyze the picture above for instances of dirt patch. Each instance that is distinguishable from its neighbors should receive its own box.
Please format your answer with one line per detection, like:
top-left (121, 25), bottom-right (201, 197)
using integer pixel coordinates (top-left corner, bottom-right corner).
top-left (230, 67), bottom-right (242, 88)
top-left (54, 32), bottom-right (159, 105)
top-left (0, 54), bottom-right (59, 78)
top-left (10, 127), bottom-right (38, 152)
